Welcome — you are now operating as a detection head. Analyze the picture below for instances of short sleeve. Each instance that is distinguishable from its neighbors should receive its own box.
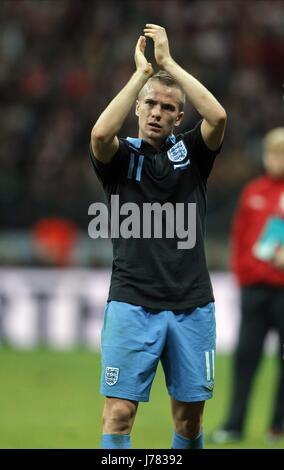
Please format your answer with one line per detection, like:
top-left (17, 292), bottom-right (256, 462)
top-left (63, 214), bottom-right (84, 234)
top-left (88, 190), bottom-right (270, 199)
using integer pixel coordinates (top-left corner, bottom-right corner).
top-left (89, 139), bottom-right (127, 188)
top-left (181, 120), bottom-right (222, 181)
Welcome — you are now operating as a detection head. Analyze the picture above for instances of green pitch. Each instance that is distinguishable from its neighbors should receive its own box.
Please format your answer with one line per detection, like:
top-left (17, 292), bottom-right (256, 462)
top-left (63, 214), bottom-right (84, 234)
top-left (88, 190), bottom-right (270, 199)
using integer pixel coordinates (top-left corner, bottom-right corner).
top-left (0, 347), bottom-right (283, 449)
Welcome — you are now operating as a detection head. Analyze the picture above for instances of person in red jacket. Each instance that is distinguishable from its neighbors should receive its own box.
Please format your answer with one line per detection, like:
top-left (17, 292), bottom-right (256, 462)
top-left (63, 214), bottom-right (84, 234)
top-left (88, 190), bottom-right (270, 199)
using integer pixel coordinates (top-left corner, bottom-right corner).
top-left (211, 127), bottom-right (284, 444)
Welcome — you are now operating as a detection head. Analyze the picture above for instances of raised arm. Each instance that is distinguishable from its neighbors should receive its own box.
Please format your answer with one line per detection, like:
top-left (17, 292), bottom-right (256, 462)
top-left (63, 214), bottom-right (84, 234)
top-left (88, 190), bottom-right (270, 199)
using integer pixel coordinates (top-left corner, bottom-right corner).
top-left (143, 24), bottom-right (227, 151)
top-left (91, 37), bottom-right (153, 163)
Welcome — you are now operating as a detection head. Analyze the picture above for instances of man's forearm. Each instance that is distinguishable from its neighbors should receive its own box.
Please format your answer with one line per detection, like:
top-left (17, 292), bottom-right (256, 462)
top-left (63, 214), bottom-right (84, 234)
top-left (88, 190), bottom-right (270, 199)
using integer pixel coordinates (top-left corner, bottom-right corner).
top-left (92, 70), bottom-right (149, 142)
top-left (163, 58), bottom-right (226, 125)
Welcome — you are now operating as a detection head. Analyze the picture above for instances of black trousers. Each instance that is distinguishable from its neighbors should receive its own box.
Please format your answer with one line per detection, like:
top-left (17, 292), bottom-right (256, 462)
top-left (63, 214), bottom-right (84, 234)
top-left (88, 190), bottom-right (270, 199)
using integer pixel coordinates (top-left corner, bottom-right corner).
top-left (224, 284), bottom-right (284, 433)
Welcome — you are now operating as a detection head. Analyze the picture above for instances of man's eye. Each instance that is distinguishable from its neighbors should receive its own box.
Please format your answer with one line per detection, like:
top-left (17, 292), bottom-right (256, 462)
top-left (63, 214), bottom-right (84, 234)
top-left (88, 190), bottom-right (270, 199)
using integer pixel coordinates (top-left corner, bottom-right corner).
top-left (163, 105), bottom-right (175, 111)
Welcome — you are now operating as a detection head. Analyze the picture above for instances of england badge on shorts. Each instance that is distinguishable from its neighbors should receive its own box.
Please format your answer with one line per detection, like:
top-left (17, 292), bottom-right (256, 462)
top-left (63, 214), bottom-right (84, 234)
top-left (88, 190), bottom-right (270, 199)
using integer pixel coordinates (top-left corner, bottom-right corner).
top-left (167, 140), bottom-right (187, 162)
top-left (105, 366), bottom-right (120, 386)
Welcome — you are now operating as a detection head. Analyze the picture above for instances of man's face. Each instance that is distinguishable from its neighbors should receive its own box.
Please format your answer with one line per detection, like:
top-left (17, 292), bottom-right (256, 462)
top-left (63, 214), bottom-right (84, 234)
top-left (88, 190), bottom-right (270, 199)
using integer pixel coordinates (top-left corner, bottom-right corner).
top-left (135, 80), bottom-right (184, 146)
top-left (263, 150), bottom-right (284, 179)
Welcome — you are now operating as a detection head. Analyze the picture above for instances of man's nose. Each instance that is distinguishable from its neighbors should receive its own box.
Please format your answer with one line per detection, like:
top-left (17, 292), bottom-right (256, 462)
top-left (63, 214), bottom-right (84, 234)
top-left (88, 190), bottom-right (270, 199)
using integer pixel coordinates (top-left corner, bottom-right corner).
top-left (151, 105), bottom-right (162, 119)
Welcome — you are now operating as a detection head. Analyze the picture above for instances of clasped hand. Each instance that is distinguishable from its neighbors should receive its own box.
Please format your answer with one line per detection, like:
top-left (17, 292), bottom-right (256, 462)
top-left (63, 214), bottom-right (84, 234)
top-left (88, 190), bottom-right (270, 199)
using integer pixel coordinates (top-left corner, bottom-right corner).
top-left (134, 24), bottom-right (172, 77)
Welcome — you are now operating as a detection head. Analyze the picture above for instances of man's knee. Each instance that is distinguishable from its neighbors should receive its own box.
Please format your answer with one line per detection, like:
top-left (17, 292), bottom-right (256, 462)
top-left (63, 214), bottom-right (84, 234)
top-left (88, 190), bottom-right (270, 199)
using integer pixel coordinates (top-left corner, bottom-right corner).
top-left (103, 398), bottom-right (138, 434)
top-left (172, 400), bottom-right (204, 439)
top-left (174, 415), bottom-right (203, 439)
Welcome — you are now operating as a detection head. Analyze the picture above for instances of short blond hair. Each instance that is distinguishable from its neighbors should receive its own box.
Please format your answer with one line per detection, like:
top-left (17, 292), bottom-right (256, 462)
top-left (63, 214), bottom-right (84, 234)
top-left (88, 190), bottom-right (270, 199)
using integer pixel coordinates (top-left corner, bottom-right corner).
top-left (263, 128), bottom-right (284, 153)
top-left (138, 70), bottom-right (186, 111)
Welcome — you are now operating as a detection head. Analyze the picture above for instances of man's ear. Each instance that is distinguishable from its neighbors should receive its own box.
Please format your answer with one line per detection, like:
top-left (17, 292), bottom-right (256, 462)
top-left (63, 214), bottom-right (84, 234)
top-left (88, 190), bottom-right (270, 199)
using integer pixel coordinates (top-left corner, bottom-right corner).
top-left (174, 111), bottom-right (184, 127)
top-left (135, 99), bottom-right (140, 117)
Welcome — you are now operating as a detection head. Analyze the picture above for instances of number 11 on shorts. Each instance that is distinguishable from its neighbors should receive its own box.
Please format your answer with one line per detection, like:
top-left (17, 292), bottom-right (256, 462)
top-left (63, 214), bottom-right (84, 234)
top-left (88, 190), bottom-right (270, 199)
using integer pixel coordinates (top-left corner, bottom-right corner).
top-left (205, 350), bottom-right (215, 382)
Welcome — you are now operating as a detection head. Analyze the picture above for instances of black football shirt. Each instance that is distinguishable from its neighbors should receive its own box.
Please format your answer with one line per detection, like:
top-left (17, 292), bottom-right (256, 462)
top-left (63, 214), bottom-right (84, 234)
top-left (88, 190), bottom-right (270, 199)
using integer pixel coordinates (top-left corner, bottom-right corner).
top-left (89, 120), bottom-right (221, 311)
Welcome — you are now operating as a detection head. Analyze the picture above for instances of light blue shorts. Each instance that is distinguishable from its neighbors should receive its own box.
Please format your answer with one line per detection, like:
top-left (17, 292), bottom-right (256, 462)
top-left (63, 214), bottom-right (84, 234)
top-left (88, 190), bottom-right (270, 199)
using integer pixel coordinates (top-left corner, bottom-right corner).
top-left (100, 300), bottom-right (216, 402)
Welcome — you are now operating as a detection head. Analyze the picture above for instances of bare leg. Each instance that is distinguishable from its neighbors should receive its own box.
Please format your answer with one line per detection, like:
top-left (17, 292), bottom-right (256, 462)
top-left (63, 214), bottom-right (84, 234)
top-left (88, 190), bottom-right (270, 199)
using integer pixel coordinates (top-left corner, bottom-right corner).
top-left (103, 397), bottom-right (138, 434)
top-left (171, 399), bottom-right (205, 439)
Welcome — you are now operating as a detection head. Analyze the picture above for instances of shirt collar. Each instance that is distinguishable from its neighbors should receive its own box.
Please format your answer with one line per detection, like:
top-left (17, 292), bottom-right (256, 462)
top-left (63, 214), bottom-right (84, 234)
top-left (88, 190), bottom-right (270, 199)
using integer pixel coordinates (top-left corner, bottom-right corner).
top-left (166, 134), bottom-right (176, 145)
top-left (126, 134), bottom-right (176, 149)
top-left (126, 137), bottom-right (143, 148)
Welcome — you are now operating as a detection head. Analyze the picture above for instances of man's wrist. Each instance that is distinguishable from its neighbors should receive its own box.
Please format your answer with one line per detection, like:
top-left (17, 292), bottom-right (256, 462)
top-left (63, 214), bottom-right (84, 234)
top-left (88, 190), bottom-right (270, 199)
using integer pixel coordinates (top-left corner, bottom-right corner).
top-left (159, 56), bottom-right (175, 71)
top-left (134, 69), bottom-right (152, 83)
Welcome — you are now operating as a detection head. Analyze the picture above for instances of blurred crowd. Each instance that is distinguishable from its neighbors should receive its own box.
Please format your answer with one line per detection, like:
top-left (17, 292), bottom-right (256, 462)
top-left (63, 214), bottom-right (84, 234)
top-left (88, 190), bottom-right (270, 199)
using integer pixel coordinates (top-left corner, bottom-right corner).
top-left (0, 0), bottom-right (284, 265)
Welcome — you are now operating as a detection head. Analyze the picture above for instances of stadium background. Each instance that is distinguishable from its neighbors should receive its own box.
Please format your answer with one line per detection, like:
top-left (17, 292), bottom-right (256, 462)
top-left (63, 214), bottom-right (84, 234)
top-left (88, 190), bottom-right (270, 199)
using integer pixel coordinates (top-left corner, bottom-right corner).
top-left (0, 0), bottom-right (284, 448)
